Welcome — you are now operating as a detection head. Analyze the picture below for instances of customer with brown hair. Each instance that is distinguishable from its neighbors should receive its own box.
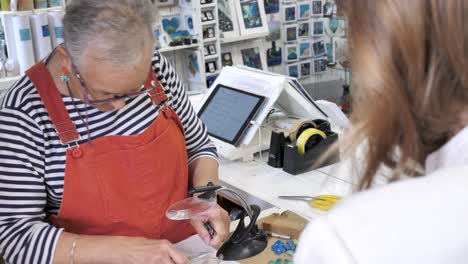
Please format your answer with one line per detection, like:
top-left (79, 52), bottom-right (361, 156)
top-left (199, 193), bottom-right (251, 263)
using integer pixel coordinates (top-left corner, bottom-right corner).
top-left (295, 0), bottom-right (468, 263)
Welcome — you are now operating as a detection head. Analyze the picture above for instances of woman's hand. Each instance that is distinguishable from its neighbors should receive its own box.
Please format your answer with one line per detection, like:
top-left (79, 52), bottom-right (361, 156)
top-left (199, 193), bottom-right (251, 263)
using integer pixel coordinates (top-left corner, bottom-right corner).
top-left (113, 237), bottom-right (189, 264)
top-left (190, 204), bottom-right (230, 247)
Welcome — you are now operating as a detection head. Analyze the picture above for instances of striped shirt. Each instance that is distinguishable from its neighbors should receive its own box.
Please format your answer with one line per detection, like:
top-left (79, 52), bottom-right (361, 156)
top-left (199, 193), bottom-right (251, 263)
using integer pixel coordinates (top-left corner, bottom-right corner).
top-left (0, 50), bottom-right (217, 264)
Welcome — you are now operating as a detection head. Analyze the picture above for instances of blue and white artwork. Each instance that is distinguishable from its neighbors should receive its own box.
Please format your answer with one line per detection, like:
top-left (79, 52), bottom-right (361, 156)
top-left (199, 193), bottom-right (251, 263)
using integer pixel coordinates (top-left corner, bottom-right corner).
top-left (264, 0), bottom-right (279, 14)
top-left (241, 1), bottom-right (263, 29)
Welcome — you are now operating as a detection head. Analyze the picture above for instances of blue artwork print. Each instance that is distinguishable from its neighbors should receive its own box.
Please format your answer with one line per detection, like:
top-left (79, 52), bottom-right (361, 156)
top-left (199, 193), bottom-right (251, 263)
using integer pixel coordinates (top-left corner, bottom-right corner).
top-left (267, 46), bottom-right (282, 66)
top-left (299, 3), bottom-right (310, 19)
top-left (241, 1), bottom-right (263, 29)
top-left (264, 0), bottom-right (279, 14)
top-left (288, 65), bottom-right (299, 78)
top-left (287, 47), bottom-right (298, 61)
top-left (162, 15), bottom-right (190, 41)
top-left (285, 6), bottom-right (296, 21)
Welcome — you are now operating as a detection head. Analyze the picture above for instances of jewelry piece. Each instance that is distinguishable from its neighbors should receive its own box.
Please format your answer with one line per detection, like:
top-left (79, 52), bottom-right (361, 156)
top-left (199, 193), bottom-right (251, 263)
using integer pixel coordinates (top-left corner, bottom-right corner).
top-left (60, 66), bottom-right (71, 82)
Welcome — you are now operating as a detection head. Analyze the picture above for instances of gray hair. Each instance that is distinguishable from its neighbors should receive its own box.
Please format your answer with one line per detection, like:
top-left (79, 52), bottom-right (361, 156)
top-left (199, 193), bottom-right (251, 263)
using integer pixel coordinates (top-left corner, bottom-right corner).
top-left (63, 0), bottom-right (156, 68)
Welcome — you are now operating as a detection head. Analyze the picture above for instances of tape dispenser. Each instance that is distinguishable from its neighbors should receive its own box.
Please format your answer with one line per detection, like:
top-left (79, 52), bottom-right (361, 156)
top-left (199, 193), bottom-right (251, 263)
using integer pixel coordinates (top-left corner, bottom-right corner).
top-left (268, 119), bottom-right (339, 175)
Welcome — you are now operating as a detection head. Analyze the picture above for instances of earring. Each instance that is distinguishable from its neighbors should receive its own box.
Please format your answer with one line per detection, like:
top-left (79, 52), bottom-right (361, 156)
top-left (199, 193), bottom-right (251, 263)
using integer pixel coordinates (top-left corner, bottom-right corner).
top-left (60, 66), bottom-right (70, 82)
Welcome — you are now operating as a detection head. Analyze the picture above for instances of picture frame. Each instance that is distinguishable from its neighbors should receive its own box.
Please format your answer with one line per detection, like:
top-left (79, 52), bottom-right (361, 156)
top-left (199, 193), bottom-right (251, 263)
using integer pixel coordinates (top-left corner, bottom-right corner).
top-left (161, 14), bottom-right (183, 42)
top-left (313, 57), bottom-right (327, 73)
top-left (207, 27), bottom-right (215, 38)
top-left (298, 1), bottom-right (311, 20)
top-left (155, 0), bottom-right (177, 7)
top-left (264, 0), bottom-right (280, 14)
top-left (185, 50), bottom-right (202, 81)
top-left (298, 22), bottom-right (310, 38)
top-left (201, 12), bottom-right (208, 22)
top-left (205, 11), bottom-right (214, 21)
top-left (311, 0), bottom-right (323, 17)
top-left (312, 38), bottom-right (327, 57)
top-left (266, 41), bottom-right (282, 67)
top-left (285, 44), bottom-right (299, 62)
top-left (206, 61), bottom-right (217, 73)
top-left (208, 44), bottom-right (217, 55)
top-left (221, 52), bottom-right (234, 67)
top-left (285, 24), bottom-right (298, 42)
top-left (323, 1), bottom-right (336, 17)
top-left (218, 0), bottom-right (240, 39)
top-left (299, 41), bottom-right (311, 58)
top-left (283, 4), bottom-right (297, 23)
top-left (236, 0), bottom-right (269, 36)
top-left (182, 12), bottom-right (196, 35)
top-left (266, 15), bottom-right (281, 41)
top-left (179, 0), bottom-right (192, 8)
top-left (287, 63), bottom-right (300, 79)
top-left (238, 41), bottom-right (268, 70)
top-left (312, 19), bottom-right (325, 37)
top-left (300, 61), bottom-right (311, 78)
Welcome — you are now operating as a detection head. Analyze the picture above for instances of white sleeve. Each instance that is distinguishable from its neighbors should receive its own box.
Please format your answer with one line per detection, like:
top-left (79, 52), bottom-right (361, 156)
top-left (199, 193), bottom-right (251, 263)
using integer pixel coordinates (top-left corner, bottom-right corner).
top-left (294, 217), bottom-right (357, 264)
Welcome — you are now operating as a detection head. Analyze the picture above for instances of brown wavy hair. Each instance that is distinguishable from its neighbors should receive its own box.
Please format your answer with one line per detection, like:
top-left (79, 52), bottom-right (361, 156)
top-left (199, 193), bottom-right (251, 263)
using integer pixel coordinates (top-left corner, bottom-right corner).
top-left (340, 0), bottom-right (468, 189)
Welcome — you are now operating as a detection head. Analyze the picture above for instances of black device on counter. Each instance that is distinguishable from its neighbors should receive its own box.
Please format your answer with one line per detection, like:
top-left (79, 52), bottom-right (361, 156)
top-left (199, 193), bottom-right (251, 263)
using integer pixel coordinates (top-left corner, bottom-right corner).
top-left (267, 119), bottom-right (339, 175)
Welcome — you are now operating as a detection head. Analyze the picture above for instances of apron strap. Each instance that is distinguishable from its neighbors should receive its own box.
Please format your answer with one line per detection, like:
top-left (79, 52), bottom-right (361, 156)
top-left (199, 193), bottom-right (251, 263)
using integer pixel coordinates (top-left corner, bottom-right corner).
top-left (26, 62), bottom-right (80, 145)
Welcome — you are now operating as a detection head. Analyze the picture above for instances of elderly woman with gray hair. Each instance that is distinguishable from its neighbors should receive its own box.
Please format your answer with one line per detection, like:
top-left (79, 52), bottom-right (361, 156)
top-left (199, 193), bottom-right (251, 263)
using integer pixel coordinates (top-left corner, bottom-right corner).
top-left (0, 0), bottom-right (229, 263)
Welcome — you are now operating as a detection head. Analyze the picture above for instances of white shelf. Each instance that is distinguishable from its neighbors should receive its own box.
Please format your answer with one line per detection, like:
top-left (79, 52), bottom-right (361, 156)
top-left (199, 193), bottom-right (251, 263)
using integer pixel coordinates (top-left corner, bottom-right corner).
top-left (201, 20), bottom-right (217, 26)
top-left (200, 3), bottom-right (216, 9)
top-left (0, 6), bottom-right (63, 15)
top-left (203, 37), bottom-right (217, 43)
top-left (158, 43), bottom-right (199, 53)
top-left (204, 54), bottom-right (219, 60)
top-left (221, 32), bottom-right (269, 44)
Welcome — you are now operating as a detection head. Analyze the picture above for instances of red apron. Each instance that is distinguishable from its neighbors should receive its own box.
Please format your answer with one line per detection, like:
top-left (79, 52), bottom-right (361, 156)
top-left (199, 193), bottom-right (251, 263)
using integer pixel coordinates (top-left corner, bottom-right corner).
top-left (26, 62), bottom-right (195, 243)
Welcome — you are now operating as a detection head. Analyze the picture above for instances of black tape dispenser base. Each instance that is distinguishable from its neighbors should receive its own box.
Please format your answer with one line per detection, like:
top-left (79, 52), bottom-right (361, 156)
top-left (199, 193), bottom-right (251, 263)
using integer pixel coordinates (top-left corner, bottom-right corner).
top-left (267, 119), bottom-right (340, 175)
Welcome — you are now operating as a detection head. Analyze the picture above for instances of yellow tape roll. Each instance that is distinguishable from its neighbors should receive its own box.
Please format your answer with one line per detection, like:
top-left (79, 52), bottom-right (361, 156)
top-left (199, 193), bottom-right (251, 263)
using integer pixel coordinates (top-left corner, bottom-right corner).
top-left (296, 128), bottom-right (327, 156)
top-left (287, 119), bottom-right (316, 142)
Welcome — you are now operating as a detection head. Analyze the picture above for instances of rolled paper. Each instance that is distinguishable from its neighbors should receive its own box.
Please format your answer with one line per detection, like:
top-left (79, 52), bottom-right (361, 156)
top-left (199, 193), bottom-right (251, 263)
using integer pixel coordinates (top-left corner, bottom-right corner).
top-left (12, 15), bottom-right (35, 74)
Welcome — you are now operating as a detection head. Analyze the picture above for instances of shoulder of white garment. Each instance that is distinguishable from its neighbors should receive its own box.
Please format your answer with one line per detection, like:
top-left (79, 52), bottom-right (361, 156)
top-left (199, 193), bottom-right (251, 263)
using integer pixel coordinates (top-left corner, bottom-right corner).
top-left (295, 165), bottom-right (468, 264)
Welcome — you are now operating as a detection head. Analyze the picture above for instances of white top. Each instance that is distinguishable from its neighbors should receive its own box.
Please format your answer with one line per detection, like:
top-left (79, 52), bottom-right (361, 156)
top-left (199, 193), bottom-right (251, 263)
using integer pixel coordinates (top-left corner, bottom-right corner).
top-left (295, 126), bottom-right (468, 264)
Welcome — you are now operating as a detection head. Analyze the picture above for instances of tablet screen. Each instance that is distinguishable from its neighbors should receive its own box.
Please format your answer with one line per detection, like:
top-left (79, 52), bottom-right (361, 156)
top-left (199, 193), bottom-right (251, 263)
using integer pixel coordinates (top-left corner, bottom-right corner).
top-left (198, 84), bottom-right (265, 146)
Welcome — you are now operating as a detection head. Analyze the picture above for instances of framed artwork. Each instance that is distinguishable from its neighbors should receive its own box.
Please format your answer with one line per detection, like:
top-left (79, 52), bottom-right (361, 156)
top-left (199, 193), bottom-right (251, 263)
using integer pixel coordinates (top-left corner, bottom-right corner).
top-left (285, 25), bottom-right (298, 42)
top-left (326, 41), bottom-right (336, 66)
top-left (240, 47), bottom-right (263, 70)
top-left (155, 0), bottom-right (177, 7)
top-left (222, 52), bottom-right (234, 67)
top-left (266, 15), bottom-right (281, 41)
top-left (218, 0), bottom-right (240, 39)
top-left (161, 14), bottom-right (183, 42)
top-left (208, 44), bottom-right (217, 55)
top-left (312, 38), bottom-right (327, 57)
top-left (183, 13), bottom-right (196, 35)
top-left (313, 57), bottom-right (327, 73)
top-left (312, 19), bottom-right (324, 37)
top-left (206, 61), bottom-right (217, 73)
top-left (179, 0), bottom-right (192, 8)
top-left (285, 44), bottom-right (298, 62)
top-left (186, 50), bottom-right (202, 81)
top-left (266, 42), bottom-right (282, 66)
top-left (283, 4), bottom-right (297, 23)
top-left (287, 63), bottom-right (300, 79)
top-left (205, 11), bottom-right (215, 20)
top-left (201, 12), bottom-right (208, 22)
top-left (323, 1), bottom-right (336, 17)
top-left (299, 41), bottom-right (311, 58)
top-left (312, 0), bottom-right (323, 16)
top-left (298, 1), bottom-right (311, 20)
top-left (236, 0), bottom-right (269, 35)
top-left (238, 41), bottom-right (267, 70)
top-left (300, 61), bottom-right (311, 78)
top-left (264, 0), bottom-right (280, 14)
top-left (298, 22), bottom-right (309, 38)
top-left (203, 27), bottom-right (215, 39)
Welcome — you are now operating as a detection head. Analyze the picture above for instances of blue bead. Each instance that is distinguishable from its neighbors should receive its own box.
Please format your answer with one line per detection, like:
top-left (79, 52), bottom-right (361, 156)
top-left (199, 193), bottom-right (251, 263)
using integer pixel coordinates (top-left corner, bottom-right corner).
top-left (60, 74), bottom-right (70, 82)
top-left (287, 240), bottom-right (296, 250)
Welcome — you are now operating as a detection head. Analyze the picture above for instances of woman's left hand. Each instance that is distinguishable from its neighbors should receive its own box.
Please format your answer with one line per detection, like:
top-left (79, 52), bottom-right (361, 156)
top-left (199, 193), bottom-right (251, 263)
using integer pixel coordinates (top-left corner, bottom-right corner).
top-left (190, 204), bottom-right (230, 247)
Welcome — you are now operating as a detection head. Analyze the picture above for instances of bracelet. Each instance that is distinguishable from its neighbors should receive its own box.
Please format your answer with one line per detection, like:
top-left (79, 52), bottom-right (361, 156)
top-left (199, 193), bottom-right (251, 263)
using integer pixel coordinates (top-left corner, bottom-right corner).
top-left (69, 236), bottom-right (80, 264)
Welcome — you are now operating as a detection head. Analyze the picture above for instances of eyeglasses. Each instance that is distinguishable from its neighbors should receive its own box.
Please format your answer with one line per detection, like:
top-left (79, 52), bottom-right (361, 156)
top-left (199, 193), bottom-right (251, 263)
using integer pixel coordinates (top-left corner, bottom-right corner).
top-left (70, 62), bottom-right (157, 106)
